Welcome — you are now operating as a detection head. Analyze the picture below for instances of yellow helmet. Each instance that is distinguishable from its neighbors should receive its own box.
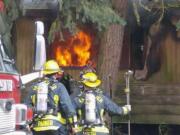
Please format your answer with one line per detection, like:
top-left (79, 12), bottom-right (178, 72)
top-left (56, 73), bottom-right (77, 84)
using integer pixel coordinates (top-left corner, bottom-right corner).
top-left (43, 60), bottom-right (63, 75)
top-left (81, 72), bottom-right (101, 88)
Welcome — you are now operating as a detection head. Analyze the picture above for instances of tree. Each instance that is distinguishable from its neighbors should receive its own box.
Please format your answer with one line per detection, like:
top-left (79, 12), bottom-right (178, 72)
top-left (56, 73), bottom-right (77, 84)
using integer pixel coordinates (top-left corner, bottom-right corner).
top-left (48, 0), bottom-right (126, 44)
top-left (97, 0), bottom-right (128, 92)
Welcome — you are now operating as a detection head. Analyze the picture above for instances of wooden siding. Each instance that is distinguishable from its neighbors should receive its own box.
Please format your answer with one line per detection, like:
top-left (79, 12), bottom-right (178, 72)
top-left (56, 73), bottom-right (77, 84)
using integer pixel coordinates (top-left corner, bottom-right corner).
top-left (145, 33), bottom-right (180, 84)
top-left (161, 34), bottom-right (180, 83)
top-left (114, 82), bottom-right (180, 124)
top-left (14, 18), bottom-right (35, 75)
top-left (114, 33), bottom-right (180, 124)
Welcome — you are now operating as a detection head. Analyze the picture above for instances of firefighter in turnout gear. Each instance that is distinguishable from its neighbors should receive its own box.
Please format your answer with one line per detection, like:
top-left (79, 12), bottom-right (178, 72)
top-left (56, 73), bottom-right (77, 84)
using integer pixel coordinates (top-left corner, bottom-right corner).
top-left (72, 72), bottom-right (131, 135)
top-left (25, 60), bottom-right (77, 135)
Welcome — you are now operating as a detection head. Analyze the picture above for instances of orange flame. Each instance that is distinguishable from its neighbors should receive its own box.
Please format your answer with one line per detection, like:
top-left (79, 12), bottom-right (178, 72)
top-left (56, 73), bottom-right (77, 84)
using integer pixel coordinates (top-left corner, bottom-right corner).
top-left (53, 31), bottom-right (92, 67)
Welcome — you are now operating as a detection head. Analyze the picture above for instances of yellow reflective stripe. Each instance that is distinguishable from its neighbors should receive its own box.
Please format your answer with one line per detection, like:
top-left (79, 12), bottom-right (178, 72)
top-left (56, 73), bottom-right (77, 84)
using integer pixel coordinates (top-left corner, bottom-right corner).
top-left (44, 80), bottom-right (50, 84)
top-left (31, 95), bottom-right (36, 105)
top-left (74, 126), bottom-right (109, 133)
top-left (33, 126), bottom-right (59, 131)
top-left (68, 115), bottom-right (78, 124)
top-left (33, 113), bottom-right (67, 131)
top-left (68, 117), bottom-right (73, 124)
top-left (92, 126), bottom-right (109, 133)
top-left (79, 97), bottom-right (84, 103)
top-left (74, 126), bottom-right (83, 133)
top-left (96, 96), bottom-right (103, 103)
top-left (32, 86), bottom-right (38, 90)
top-left (42, 113), bottom-right (66, 124)
top-left (37, 120), bottom-right (53, 127)
top-left (53, 94), bottom-right (59, 106)
top-left (78, 109), bottom-right (82, 119)
top-left (32, 81), bottom-right (49, 91)
top-left (50, 84), bottom-right (57, 90)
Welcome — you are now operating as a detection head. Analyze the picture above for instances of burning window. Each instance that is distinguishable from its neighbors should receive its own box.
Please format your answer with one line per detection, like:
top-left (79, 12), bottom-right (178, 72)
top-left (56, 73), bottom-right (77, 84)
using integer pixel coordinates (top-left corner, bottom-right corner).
top-left (50, 30), bottom-right (98, 68)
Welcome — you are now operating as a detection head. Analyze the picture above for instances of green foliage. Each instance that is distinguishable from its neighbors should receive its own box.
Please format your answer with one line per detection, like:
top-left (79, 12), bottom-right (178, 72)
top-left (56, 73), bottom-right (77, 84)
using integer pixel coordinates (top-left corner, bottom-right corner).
top-left (0, 0), bottom-right (19, 57)
top-left (48, 0), bottom-right (126, 43)
top-left (132, 0), bottom-right (180, 26)
top-left (57, 0), bottom-right (126, 33)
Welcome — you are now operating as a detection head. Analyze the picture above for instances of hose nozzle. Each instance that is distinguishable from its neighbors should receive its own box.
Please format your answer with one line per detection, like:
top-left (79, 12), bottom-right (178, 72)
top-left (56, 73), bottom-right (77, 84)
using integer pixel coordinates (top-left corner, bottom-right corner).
top-left (125, 70), bottom-right (133, 76)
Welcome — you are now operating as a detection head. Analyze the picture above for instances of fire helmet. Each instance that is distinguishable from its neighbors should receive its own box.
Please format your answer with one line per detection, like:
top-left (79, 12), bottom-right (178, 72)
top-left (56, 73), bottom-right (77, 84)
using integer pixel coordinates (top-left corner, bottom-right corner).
top-left (43, 60), bottom-right (63, 75)
top-left (81, 72), bottom-right (101, 88)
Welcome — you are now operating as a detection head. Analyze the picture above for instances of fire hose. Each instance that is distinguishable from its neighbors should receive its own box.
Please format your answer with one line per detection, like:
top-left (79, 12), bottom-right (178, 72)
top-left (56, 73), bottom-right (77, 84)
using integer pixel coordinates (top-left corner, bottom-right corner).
top-left (108, 74), bottom-right (113, 135)
top-left (124, 70), bottom-right (133, 135)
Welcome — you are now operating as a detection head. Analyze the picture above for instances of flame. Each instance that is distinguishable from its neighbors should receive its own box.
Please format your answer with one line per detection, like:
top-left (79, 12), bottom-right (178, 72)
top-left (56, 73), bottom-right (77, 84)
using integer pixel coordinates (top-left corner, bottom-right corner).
top-left (53, 31), bottom-right (92, 67)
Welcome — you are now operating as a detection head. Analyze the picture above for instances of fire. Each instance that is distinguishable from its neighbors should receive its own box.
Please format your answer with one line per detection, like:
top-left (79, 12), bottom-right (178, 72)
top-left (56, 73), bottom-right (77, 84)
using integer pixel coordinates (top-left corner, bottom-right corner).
top-left (53, 31), bottom-right (92, 67)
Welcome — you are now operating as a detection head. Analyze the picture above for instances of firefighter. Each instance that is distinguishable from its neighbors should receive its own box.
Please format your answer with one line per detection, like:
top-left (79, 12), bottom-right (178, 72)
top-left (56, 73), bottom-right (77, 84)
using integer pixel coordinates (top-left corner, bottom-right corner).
top-left (72, 72), bottom-right (131, 135)
top-left (25, 60), bottom-right (77, 135)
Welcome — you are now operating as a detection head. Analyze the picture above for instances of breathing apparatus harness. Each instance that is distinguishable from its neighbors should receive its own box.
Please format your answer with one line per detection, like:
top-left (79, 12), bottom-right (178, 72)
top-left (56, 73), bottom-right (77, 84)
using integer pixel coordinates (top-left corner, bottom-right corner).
top-left (78, 89), bottom-right (104, 128)
top-left (34, 78), bottom-right (59, 117)
top-left (28, 79), bottom-right (60, 129)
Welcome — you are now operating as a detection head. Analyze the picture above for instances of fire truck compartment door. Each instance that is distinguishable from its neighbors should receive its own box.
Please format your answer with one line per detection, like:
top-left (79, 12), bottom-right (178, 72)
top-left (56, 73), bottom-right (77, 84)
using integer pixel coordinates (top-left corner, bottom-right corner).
top-left (2, 131), bottom-right (29, 135)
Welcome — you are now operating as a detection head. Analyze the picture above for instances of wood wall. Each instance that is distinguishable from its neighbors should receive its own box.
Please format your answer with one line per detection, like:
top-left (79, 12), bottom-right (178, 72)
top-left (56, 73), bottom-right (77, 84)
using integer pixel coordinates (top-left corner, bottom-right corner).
top-left (114, 32), bottom-right (180, 124)
top-left (143, 32), bottom-right (180, 84)
top-left (161, 34), bottom-right (180, 83)
top-left (14, 18), bottom-right (35, 75)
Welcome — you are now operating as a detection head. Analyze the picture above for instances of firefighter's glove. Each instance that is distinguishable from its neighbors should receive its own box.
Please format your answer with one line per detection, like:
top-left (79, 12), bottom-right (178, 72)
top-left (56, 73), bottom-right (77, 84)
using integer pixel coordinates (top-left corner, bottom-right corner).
top-left (122, 105), bottom-right (131, 115)
top-left (68, 115), bottom-right (78, 125)
top-left (71, 126), bottom-right (81, 134)
top-left (26, 124), bottom-right (32, 132)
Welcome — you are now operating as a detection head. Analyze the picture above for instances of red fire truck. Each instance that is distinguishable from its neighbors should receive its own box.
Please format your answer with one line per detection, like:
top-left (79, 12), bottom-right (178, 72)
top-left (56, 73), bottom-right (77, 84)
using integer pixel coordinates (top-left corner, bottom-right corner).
top-left (0, 21), bottom-right (46, 135)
